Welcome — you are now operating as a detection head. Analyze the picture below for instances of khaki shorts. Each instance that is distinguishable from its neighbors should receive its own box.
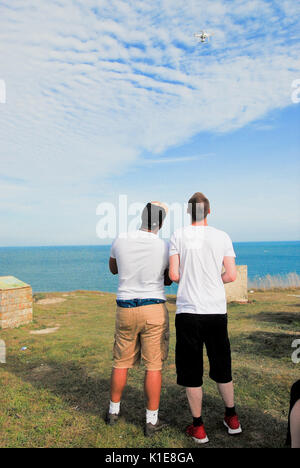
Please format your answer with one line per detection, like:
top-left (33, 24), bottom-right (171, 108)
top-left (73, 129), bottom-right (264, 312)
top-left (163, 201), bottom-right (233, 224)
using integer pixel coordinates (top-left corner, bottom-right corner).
top-left (113, 303), bottom-right (169, 371)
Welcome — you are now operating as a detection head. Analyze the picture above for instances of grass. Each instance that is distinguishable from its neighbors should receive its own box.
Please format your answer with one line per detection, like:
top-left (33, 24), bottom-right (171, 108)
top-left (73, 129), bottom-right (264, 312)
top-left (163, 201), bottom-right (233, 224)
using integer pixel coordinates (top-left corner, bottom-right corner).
top-left (0, 289), bottom-right (299, 448)
top-left (248, 272), bottom-right (300, 290)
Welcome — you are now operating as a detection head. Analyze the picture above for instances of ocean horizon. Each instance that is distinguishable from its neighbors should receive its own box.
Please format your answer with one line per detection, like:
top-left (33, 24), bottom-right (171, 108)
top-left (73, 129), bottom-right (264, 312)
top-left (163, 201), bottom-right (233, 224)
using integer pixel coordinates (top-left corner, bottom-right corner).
top-left (0, 241), bottom-right (299, 293)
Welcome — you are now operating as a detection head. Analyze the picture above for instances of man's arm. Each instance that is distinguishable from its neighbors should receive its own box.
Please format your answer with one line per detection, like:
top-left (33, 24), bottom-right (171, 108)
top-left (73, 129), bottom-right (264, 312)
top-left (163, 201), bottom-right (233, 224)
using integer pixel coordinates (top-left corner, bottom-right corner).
top-left (222, 256), bottom-right (237, 284)
top-left (109, 257), bottom-right (118, 275)
top-left (169, 254), bottom-right (180, 283)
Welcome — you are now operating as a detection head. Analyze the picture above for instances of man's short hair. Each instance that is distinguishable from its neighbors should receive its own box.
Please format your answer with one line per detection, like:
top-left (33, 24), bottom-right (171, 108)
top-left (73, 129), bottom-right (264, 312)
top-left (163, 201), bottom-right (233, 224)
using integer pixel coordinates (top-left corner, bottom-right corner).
top-left (187, 192), bottom-right (210, 222)
top-left (141, 202), bottom-right (167, 231)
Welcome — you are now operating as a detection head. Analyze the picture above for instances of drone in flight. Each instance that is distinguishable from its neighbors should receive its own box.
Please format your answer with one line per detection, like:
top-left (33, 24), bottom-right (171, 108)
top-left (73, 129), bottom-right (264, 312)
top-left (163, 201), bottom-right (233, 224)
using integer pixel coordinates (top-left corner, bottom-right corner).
top-left (194, 31), bottom-right (212, 43)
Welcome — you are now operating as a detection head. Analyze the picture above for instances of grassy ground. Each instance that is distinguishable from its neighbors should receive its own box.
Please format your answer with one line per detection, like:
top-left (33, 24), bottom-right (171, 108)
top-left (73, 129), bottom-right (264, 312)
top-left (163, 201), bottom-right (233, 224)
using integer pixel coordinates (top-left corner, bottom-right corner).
top-left (0, 289), bottom-right (299, 448)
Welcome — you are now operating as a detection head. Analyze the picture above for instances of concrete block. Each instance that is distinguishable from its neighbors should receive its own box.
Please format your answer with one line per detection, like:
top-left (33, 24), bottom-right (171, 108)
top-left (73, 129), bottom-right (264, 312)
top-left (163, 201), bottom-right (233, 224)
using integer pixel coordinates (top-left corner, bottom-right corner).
top-left (0, 276), bottom-right (33, 329)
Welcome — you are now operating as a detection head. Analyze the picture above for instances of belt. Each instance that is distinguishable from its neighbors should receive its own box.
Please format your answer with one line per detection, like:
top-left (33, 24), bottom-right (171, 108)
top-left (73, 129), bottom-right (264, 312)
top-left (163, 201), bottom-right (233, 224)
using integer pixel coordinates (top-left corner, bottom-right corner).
top-left (116, 298), bottom-right (166, 308)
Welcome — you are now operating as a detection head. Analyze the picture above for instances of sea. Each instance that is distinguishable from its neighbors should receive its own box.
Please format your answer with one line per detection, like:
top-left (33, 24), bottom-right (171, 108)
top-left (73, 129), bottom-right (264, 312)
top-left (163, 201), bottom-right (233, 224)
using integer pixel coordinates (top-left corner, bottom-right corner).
top-left (0, 241), bottom-right (299, 294)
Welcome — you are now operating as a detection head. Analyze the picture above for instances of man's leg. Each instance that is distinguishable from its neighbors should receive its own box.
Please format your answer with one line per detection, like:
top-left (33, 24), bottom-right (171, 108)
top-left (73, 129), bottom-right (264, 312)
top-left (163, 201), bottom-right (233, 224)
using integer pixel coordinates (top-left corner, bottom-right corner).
top-left (175, 314), bottom-right (204, 420)
top-left (217, 381), bottom-right (241, 434)
top-left (144, 370), bottom-right (162, 411)
top-left (107, 306), bottom-right (138, 424)
top-left (110, 367), bottom-right (128, 404)
top-left (217, 381), bottom-right (234, 408)
top-left (175, 315), bottom-right (208, 443)
top-left (186, 386), bottom-right (203, 418)
top-left (205, 316), bottom-right (242, 434)
top-left (144, 369), bottom-right (162, 429)
top-left (106, 367), bottom-right (128, 421)
top-left (185, 386), bottom-right (208, 443)
top-left (141, 303), bottom-right (169, 434)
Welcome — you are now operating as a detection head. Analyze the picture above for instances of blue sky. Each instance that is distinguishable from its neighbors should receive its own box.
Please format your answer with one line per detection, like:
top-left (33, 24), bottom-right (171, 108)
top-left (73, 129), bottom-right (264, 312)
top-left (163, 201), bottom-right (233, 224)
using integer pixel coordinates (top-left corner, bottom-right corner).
top-left (0, 0), bottom-right (299, 246)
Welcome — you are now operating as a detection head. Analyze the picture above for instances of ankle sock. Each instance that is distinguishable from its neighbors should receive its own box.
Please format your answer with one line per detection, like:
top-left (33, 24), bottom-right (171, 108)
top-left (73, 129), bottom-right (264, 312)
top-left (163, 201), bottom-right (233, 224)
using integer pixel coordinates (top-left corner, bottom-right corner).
top-left (225, 406), bottom-right (236, 417)
top-left (193, 416), bottom-right (203, 427)
top-left (146, 409), bottom-right (158, 425)
top-left (109, 400), bottom-right (120, 415)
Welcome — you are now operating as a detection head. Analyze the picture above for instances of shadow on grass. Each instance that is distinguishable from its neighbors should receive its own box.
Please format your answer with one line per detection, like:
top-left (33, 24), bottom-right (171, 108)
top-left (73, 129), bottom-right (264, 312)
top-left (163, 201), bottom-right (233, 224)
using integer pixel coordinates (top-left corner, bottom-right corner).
top-left (255, 311), bottom-right (300, 325)
top-left (7, 357), bottom-right (289, 448)
top-left (231, 331), bottom-right (297, 359)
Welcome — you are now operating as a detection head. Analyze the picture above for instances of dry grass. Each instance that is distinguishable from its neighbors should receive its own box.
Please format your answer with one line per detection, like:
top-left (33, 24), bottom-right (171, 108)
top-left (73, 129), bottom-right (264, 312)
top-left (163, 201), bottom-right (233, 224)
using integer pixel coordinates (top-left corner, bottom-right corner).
top-left (249, 272), bottom-right (300, 290)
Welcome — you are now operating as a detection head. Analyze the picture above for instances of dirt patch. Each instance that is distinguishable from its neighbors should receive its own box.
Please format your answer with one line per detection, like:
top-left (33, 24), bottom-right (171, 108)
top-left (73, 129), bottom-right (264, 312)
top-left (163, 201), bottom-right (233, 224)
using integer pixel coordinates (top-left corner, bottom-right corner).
top-left (31, 364), bottom-right (54, 379)
top-left (36, 298), bottom-right (66, 305)
top-left (30, 327), bottom-right (60, 335)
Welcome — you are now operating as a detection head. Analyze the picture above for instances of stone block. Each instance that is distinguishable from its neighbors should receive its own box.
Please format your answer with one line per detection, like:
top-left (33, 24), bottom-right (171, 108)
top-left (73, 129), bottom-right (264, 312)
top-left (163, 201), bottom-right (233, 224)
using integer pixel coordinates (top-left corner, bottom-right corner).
top-left (0, 276), bottom-right (33, 329)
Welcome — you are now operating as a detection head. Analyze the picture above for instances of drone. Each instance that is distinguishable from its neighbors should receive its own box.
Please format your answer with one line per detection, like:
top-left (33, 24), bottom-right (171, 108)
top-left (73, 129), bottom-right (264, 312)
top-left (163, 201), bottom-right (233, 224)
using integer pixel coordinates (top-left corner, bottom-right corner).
top-left (194, 31), bottom-right (212, 43)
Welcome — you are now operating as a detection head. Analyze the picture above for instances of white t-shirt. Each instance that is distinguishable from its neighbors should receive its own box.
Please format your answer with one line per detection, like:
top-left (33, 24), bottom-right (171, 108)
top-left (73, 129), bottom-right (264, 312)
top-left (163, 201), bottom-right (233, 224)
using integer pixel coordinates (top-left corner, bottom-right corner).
top-left (110, 230), bottom-right (169, 301)
top-left (169, 225), bottom-right (236, 315)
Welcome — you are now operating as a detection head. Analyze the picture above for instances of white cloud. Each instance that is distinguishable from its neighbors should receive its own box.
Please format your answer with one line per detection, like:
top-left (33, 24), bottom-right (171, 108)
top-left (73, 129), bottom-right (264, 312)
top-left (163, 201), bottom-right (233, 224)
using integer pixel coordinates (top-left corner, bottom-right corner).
top-left (140, 155), bottom-right (208, 165)
top-left (0, 0), bottom-right (299, 239)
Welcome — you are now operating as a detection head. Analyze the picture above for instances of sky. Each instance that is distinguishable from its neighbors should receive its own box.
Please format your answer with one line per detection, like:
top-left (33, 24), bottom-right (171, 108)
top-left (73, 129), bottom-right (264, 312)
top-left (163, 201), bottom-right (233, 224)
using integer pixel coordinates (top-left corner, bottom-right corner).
top-left (0, 0), bottom-right (299, 246)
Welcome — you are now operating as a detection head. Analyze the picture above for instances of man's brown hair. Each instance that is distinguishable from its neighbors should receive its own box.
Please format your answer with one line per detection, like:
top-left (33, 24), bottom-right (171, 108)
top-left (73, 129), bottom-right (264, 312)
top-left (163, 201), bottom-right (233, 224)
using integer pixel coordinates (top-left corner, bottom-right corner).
top-left (187, 192), bottom-right (210, 222)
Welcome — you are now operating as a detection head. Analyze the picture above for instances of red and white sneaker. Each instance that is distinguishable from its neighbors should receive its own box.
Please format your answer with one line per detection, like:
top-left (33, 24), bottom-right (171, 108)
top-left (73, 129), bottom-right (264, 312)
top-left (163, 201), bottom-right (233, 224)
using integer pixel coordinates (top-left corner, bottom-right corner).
top-left (186, 424), bottom-right (209, 444)
top-left (223, 414), bottom-right (242, 435)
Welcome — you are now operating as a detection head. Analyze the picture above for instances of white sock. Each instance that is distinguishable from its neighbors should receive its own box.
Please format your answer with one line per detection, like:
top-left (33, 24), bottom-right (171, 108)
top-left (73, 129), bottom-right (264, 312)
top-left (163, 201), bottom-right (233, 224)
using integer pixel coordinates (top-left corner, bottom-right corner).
top-left (109, 400), bottom-right (120, 415)
top-left (146, 408), bottom-right (158, 425)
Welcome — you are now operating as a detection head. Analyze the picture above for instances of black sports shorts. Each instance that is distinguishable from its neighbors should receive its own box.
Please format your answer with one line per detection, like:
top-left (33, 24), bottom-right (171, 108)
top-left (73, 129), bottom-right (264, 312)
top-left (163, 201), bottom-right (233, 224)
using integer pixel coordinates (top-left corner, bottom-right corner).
top-left (175, 313), bottom-right (232, 387)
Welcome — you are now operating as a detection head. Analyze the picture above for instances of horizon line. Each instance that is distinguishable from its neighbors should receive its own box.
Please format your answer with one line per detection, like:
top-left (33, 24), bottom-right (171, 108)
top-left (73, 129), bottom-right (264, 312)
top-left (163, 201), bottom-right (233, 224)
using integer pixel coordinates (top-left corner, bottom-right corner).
top-left (0, 240), bottom-right (299, 248)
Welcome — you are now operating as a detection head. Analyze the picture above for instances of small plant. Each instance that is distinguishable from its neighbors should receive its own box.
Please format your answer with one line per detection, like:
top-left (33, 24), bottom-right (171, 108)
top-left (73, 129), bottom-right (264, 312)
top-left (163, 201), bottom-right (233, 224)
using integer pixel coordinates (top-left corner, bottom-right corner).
top-left (33, 293), bottom-right (46, 303)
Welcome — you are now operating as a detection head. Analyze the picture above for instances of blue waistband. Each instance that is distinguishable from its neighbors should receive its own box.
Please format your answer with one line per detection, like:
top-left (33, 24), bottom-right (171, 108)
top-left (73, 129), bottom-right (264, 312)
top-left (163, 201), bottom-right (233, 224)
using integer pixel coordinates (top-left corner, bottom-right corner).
top-left (116, 298), bottom-right (166, 308)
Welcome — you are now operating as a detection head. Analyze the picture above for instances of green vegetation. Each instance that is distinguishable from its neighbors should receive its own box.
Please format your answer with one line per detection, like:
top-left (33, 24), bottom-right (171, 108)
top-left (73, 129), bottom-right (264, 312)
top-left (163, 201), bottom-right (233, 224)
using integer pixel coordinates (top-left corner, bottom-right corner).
top-left (0, 289), bottom-right (299, 448)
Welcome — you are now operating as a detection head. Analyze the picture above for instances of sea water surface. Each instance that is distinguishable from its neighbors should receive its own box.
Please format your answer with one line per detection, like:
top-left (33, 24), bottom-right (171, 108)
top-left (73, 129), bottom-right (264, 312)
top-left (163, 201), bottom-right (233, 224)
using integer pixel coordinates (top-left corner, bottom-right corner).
top-left (0, 241), bottom-right (299, 293)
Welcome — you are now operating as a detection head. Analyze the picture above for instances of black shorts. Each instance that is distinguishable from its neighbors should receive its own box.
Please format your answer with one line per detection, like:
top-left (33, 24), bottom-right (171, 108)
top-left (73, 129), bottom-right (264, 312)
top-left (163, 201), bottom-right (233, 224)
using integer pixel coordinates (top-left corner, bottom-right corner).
top-left (175, 313), bottom-right (232, 387)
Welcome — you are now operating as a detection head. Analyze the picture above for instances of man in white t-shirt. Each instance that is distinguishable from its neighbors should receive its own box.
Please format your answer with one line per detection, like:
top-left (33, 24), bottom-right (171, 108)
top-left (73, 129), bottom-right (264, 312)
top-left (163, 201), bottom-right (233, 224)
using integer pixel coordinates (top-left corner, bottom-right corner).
top-left (169, 192), bottom-right (242, 444)
top-left (106, 202), bottom-right (172, 437)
